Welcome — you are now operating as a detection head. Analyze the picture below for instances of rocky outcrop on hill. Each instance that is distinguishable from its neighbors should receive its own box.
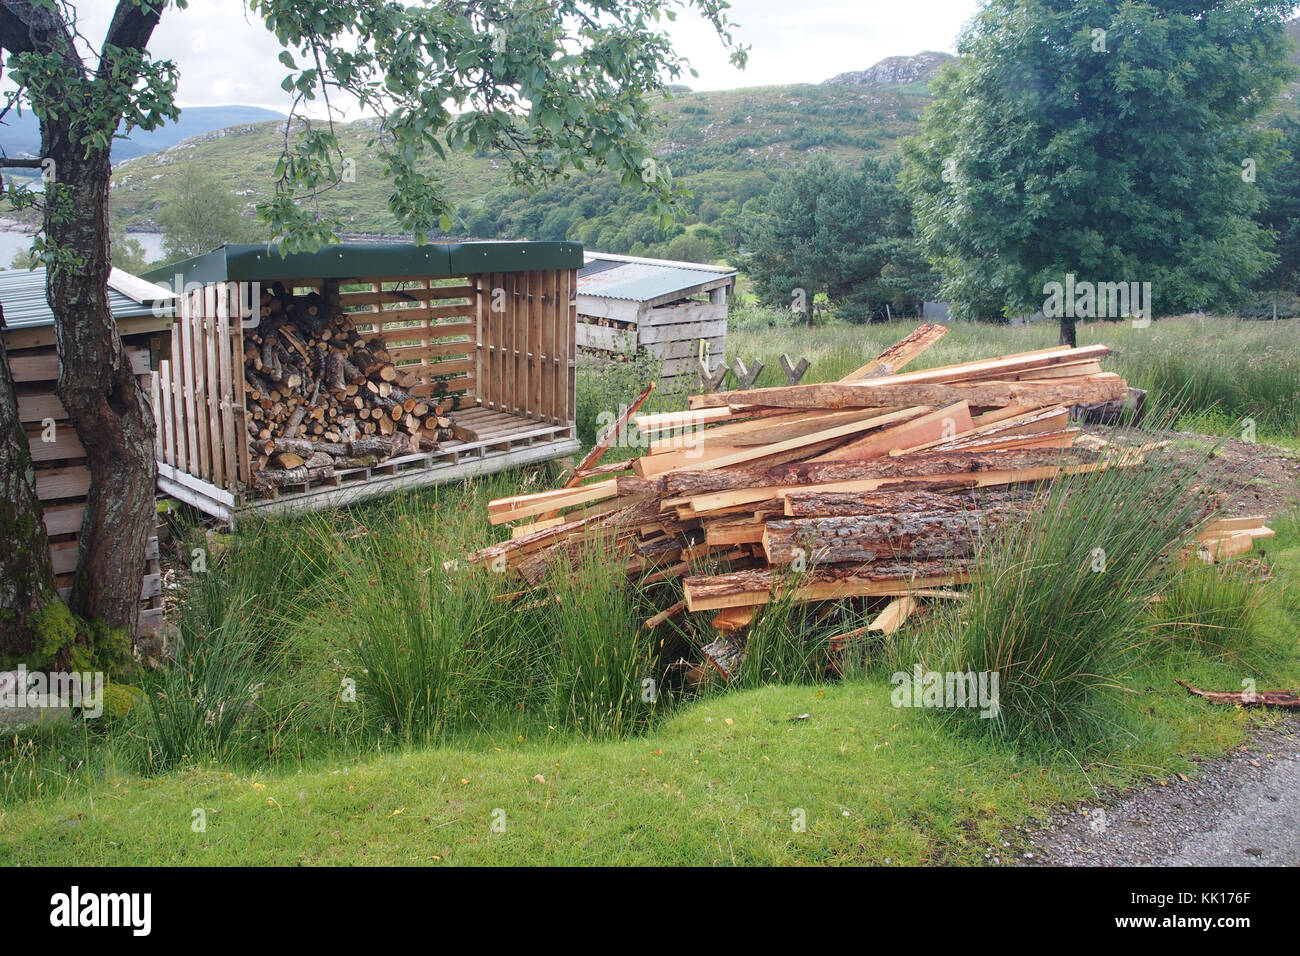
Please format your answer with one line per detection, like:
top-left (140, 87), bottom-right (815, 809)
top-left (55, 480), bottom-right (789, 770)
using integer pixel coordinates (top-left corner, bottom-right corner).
top-left (824, 51), bottom-right (958, 88)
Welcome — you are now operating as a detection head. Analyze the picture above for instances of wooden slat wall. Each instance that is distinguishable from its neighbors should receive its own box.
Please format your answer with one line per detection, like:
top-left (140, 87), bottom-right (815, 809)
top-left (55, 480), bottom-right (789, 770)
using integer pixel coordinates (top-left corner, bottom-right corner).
top-left (152, 268), bottom-right (576, 498)
top-left (577, 295), bottom-right (726, 382)
top-left (6, 338), bottom-right (164, 639)
top-left (339, 276), bottom-right (477, 408)
top-left (564, 267), bottom-right (577, 428)
top-left (152, 281), bottom-right (245, 491)
top-left (472, 267), bottom-right (574, 428)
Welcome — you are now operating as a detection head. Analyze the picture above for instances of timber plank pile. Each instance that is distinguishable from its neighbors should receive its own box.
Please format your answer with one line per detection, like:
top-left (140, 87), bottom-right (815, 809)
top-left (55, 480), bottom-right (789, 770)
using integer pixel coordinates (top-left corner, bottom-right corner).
top-left (470, 325), bottom-right (1275, 678)
top-left (243, 282), bottom-right (453, 494)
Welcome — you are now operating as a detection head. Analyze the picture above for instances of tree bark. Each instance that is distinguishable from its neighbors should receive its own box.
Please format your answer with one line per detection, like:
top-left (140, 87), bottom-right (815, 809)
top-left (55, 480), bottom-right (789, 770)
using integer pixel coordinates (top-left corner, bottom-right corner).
top-left (0, 0), bottom-right (168, 635)
top-left (44, 135), bottom-right (157, 633)
top-left (1058, 315), bottom-right (1077, 347)
top-left (0, 303), bottom-right (58, 658)
top-left (761, 504), bottom-right (1015, 565)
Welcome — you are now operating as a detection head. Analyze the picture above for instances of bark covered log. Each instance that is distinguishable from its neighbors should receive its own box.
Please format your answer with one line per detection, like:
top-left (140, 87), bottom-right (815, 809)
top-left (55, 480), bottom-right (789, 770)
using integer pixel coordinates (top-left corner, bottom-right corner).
top-left (1176, 680), bottom-right (1299, 709)
top-left (762, 504), bottom-right (1015, 565)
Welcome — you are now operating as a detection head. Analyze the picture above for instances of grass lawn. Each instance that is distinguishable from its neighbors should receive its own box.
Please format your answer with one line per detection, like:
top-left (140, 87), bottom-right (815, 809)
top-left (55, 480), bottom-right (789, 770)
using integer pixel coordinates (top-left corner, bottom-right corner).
top-left (1, 666), bottom-right (1287, 866)
top-left (2, 316), bottom-right (1297, 866)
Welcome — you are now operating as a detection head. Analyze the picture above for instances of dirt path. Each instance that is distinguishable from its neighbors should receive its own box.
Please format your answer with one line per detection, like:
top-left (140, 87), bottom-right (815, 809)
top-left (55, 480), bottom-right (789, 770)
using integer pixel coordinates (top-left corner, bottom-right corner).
top-left (1021, 717), bottom-right (1300, 866)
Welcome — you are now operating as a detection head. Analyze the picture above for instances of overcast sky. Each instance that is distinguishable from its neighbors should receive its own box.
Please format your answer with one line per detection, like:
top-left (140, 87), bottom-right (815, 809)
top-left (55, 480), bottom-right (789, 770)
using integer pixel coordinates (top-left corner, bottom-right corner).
top-left (43, 0), bottom-right (981, 112)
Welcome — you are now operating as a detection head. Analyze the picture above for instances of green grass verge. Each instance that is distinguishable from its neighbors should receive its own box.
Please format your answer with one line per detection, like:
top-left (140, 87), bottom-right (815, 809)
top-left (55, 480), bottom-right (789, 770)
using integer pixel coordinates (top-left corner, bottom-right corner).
top-left (0, 672), bottom-right (1280, 866)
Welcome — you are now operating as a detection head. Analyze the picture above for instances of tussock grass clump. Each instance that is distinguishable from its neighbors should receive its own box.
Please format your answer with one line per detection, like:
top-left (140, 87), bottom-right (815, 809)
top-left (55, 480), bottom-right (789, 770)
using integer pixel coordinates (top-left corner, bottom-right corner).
top-left (322, 496), bottom-right (661, 742)
top-left (541, 551), bottom-right (661, 738)
top-left (914, 447), bottom-right (1215, 747)
top-left (344, 553), bottom-right (533, 743)
top-left (733, 588), bottom-right (834, 688)
top-left (1150, 562), bottom-right (1270, 663)
top-left (129, 584), bottom-right (280, 773)
top-left (129, 512), bottom-right (353, 771)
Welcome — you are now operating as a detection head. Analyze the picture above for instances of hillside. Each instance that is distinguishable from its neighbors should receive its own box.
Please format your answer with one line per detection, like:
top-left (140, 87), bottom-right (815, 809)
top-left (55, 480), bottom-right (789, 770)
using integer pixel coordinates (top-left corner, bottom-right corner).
top-left (19, 21), bottom-right (1300, 257)
top-left (104, 54), bottom-right (947, 250)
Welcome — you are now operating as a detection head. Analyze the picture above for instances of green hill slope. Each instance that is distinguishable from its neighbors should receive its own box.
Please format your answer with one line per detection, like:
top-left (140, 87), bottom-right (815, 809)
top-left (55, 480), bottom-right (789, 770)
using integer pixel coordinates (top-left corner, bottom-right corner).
top-left (89, 20), bottom-right (1300, 254)
top-left (107, 57), bottom-right (951, 251)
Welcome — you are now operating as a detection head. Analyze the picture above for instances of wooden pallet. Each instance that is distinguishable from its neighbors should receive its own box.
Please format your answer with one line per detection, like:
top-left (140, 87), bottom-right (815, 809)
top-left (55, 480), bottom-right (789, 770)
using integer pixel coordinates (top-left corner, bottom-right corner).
top-left (227, 409), bottom-right (576, 519)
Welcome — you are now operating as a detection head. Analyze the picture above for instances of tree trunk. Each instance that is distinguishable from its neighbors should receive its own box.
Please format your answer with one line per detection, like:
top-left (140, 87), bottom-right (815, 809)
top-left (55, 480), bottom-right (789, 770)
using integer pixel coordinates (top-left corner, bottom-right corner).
top-left (43, 134), bottom-right (156, 634)
top-left (0, 303), bottom-right (58, 658)
top-left (1058, 314), bottom-right (1077, 347)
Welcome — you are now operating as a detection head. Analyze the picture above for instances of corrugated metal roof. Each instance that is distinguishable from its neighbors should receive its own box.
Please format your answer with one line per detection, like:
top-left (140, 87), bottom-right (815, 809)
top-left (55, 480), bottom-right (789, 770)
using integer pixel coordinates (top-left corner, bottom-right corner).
top-left (578, 258), bottom-right (736, 302)
top-left (0, 267), bottom-right (176, 330)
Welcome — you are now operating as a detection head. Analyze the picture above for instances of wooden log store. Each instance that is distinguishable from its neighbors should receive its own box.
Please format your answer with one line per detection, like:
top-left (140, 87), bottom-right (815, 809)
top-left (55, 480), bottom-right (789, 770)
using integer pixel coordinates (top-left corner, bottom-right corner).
top-left (0, 266), bottom-right (175, 641)
top-left (143, 241), bottom-right (582, 521)
top-left (576, 252), bottom-right (736, 383)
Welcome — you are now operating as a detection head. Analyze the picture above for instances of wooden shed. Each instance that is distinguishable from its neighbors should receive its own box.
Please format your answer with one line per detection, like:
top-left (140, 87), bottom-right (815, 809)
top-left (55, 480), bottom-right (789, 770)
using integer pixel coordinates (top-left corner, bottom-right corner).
top-left (0, 267), bottom-right (175, 640)
top-left (576, 252), bottom-right (736, 383)
top-left (142, 241), bottom-right (582, 521)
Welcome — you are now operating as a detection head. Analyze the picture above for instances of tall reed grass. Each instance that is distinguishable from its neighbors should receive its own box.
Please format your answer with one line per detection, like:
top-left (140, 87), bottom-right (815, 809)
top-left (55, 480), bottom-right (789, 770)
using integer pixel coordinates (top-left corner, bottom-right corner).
top-left (909, 444), bottom-right (1217, 746)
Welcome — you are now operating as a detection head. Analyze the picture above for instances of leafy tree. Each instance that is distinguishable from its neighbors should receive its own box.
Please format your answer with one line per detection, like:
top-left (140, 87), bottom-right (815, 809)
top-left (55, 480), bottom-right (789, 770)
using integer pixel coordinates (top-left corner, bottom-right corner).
top-left (159, 164), bottom-right (256, 261)
top-left (7, 246), bottom-right (35, 270)
top-left (0, 0), bottom-right (744, 655)
top-left (901, 0), bottom-right (1295, 343)
top-left (1255, 115), bottom-right (1300, 293)
top-left (9, 226), bottom-right (149, 273)
top-left (741, 156), bottom-right (928, 325)
top-left (110, 227), bottom-right (151, 274)
top-left (659, 231), bottom-right (721, 263)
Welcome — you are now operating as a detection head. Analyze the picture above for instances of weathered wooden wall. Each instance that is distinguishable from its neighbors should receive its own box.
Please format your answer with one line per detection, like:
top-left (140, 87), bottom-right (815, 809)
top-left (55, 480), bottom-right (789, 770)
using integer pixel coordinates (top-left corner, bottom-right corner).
top-left (477, 268), bottom-right (575, 426)
top-left (577, 284), bottom-right (728, 382)
top-left (6, 334), bottom-right (163, 640)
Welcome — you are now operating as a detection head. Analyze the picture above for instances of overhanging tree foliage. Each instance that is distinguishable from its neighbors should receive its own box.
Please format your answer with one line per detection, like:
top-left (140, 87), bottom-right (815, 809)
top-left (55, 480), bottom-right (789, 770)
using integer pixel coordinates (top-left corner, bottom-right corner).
top-left (900, 0), bottom-right (1296, 343)
top-left (741, 156), bottom-right (931, 325)
top-left (0, 0), bottom-right (744, 656)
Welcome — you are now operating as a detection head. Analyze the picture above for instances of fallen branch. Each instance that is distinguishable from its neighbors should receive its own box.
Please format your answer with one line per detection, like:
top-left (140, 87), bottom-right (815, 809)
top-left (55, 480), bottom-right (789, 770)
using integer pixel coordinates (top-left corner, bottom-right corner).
top-left (1175, 680), bottom-right (1300, 709)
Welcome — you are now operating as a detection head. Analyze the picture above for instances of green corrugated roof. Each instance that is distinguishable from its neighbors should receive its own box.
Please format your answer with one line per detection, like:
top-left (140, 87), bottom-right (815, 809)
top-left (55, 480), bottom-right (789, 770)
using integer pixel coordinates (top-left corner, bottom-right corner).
top-left (143, 241), bottom-right (583, 289)
top-left (0, 267), bottom-right (176, 330)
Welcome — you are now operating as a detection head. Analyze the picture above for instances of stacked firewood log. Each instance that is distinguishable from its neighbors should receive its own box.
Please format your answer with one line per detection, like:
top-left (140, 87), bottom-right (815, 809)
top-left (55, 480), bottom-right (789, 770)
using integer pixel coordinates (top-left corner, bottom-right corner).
top-left (243, 281), bottom-right (453, 493)
top-left (468, 324), bottom-right (1276, 678)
